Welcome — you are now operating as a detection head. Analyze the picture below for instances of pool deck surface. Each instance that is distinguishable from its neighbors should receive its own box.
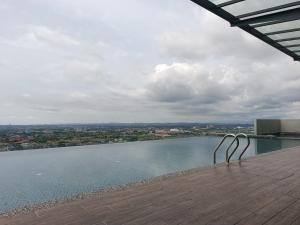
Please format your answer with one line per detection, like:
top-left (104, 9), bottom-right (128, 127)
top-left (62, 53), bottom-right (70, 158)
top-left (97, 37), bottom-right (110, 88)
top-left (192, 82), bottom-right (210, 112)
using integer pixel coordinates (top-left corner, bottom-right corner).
top-left (1, 147), bottom-right (300, 225)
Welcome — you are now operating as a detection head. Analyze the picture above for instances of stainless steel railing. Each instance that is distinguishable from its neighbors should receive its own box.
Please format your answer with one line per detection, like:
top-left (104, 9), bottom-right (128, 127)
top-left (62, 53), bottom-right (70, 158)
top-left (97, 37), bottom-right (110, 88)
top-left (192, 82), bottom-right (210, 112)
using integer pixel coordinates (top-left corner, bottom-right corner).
top-left (213, 133), bottom-right (251, 165)
top-left (227, 133), bottom-right (251, 163)
top-left (213, 134), bottom-right (238, 164)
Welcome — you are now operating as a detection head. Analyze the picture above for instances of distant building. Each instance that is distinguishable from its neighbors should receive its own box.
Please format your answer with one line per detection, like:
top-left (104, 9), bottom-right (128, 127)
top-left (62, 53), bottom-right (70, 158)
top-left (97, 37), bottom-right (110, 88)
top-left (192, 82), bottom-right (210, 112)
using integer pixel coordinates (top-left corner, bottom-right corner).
top-left (169, 128), bottom-right (180, 133)
top-left (255, 119), bottom-right (300, 136)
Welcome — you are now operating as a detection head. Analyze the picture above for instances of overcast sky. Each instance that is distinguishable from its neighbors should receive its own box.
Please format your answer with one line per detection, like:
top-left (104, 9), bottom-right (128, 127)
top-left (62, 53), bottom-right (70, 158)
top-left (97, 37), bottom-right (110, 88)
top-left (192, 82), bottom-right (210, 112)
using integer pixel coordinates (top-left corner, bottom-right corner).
top-left (0, 0), bottom-right (300, 124)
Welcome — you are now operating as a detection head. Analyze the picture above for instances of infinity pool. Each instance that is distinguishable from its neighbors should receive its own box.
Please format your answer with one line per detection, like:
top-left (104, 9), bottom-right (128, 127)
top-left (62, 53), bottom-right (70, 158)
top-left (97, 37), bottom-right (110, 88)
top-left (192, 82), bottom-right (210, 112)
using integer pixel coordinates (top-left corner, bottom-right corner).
top-left (0, 136), bottom-right (300, 213)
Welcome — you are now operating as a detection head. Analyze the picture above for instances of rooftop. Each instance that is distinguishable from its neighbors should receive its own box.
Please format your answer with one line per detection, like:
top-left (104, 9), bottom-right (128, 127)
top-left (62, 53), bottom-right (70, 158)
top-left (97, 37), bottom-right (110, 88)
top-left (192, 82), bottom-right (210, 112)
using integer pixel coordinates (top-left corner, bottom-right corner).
top-left (1, 146), bottom-right (300, 224)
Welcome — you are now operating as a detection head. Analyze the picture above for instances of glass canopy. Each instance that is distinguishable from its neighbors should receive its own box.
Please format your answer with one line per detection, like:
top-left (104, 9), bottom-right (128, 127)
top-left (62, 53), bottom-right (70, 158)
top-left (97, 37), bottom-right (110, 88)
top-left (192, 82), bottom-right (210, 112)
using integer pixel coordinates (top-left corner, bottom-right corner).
top-left (190, 0), bottom-right (300, 61)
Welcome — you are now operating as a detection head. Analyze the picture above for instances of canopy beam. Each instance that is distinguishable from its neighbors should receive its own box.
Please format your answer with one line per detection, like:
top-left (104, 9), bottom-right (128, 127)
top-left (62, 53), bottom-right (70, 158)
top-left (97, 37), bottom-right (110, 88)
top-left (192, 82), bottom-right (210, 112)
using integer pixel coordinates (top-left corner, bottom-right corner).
top-left (217, 0), bottom-right (245, 8)
top-left (275, 37), bottom-right (300, 42)
top-left (265, 28), bottom-right (300, 36)
top-left (237, 2), bottom-right (300, 19)
top-left (231, 8), bottom-right (300, 28)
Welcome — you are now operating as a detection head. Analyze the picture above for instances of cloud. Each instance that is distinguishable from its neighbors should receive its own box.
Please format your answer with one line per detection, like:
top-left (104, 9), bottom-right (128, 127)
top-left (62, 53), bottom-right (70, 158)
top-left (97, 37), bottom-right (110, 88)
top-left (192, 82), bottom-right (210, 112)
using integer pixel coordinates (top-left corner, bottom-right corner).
top-left (148, 10), bottom-right (300, 122)
top-left (63, 60), bottom-right (103, 83)
top-left (146, 63), bottom-right (234, 104)
top-left (144, 59), bottom-right (300, 121)
top-left (157, 12), bottom-right (279, 62)
top-left (27, 26), bottom-right (79, 48)
top-left (1, 0), bottom-right (300, 124)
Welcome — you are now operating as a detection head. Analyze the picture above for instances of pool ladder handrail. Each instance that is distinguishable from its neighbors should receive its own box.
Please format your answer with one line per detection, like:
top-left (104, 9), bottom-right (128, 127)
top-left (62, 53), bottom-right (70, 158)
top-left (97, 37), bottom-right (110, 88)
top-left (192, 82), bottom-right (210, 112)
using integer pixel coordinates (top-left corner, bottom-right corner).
top-left (227, 133), bottom-right (251, 163)
top-left (213, 133), bottom-right (251, 165)
top-left (213, 134), bottom-right (239, 164)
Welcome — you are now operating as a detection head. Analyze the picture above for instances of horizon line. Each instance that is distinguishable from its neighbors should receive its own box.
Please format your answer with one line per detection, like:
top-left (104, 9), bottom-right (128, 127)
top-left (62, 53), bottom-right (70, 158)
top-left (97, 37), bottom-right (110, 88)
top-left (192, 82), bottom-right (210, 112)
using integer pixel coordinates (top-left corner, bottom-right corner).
top-left (0, 121), bottom-right (254, 126)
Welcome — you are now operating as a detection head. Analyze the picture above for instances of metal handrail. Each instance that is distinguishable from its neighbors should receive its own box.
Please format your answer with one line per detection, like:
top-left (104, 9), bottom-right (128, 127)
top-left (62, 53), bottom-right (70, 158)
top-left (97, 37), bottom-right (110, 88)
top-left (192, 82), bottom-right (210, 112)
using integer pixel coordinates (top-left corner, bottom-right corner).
top-left (225, 138), bottom-right (240, 163)
top-left (238, 134), bottom-right (251, 161)
top-left (213, 134), bottom-right (238, 164)
top-left (227, 133), bottom-right (251, 163)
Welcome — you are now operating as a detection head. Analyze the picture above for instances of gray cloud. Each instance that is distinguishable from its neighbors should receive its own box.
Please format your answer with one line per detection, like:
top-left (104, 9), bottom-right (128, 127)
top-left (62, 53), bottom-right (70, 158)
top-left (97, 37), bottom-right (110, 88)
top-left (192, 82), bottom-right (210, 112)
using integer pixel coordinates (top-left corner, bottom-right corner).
top-left (157, 13), bottom-right (279, 62)
top-left (146, 63), bottom-right (233, 104)
top-left (0, 0), bottom-right (300, 124)
top-left (28, 25), bottom-right (80, 48)
top-left (144, 52), bottom-right (300, 121)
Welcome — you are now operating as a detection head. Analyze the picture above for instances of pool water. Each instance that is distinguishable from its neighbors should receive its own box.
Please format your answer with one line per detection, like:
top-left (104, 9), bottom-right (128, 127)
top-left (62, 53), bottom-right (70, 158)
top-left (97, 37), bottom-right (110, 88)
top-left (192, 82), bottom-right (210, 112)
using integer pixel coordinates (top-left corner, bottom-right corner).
top-left (0, 136), bottom-right (300, 214)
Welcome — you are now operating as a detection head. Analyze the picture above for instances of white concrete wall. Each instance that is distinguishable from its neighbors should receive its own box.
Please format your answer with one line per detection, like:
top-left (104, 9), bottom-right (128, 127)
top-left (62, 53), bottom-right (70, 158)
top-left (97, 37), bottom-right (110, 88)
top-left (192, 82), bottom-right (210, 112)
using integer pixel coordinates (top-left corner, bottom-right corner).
top-left (255, 119), bottom-right (281, 135)
top-left (281, 119), bottom-right (300, 133)
top-left (255, 119), bottom-right (300, 135)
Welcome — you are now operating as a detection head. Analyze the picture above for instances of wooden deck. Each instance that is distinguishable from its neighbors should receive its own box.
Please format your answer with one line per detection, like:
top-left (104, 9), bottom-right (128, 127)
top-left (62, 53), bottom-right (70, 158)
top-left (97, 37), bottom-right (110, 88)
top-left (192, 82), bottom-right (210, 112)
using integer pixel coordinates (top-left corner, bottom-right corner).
top-left (1, 147), bottom-right (300, 225)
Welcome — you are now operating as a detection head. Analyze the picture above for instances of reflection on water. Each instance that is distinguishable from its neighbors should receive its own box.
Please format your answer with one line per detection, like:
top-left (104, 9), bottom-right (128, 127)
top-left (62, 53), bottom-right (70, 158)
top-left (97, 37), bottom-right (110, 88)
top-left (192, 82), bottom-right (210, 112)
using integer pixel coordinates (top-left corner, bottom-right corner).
top-left (0, 136), bottom-right (299, 214)
top-left (255, 138), bottom-right (300, 155)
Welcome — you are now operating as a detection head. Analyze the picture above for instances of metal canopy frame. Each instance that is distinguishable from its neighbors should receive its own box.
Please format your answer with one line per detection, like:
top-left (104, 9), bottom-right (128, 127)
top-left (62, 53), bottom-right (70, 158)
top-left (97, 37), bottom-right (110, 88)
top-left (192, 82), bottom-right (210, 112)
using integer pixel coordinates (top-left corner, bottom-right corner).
top-left (232, 8), bottom-right (300, 28)
top-left (190, 0), bottom-right (300, 62)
